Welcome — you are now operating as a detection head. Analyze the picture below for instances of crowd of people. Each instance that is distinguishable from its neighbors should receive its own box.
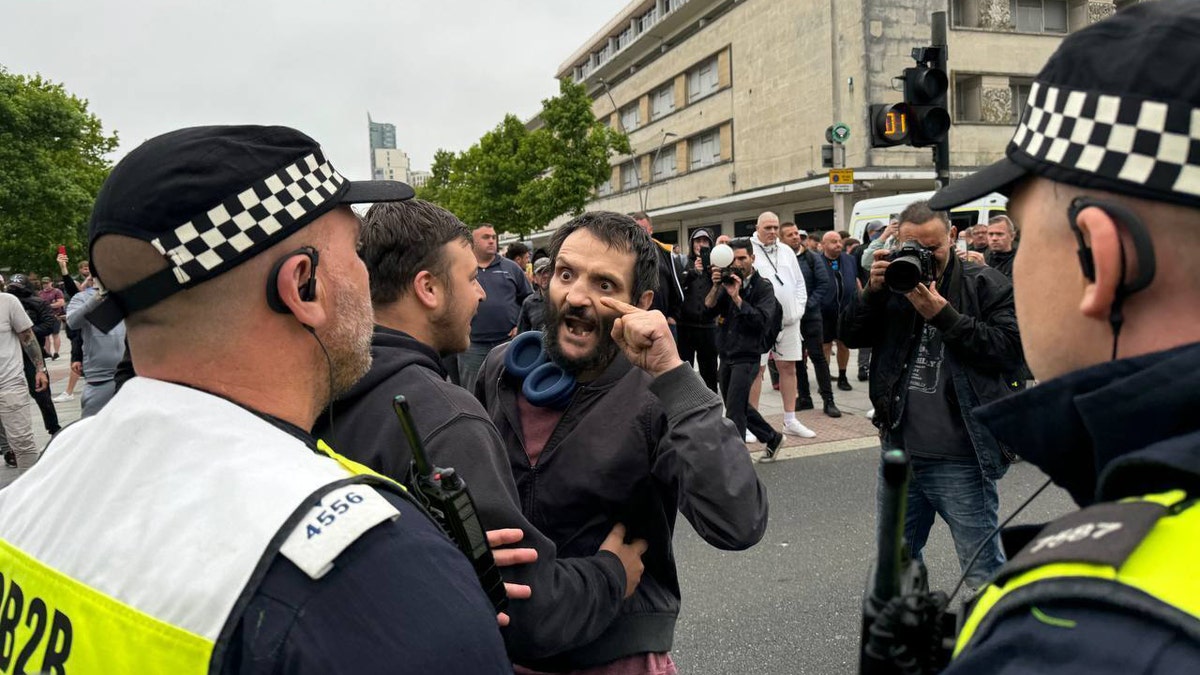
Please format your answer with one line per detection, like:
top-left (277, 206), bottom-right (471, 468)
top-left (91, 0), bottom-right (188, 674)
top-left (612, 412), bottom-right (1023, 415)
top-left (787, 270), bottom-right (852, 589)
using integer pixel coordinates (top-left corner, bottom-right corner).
top-left (0, 2), bottom-right (1195, 673)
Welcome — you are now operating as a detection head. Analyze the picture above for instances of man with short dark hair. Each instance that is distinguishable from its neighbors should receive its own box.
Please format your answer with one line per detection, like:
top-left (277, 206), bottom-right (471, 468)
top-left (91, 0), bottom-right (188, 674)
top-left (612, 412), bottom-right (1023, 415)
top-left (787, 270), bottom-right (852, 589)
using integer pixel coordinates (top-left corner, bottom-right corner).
top-left (929, 4), bottom-right (1200, 669)
top-left (984, 215), bottom-right (1018, 278)
top-left (843, 200), bottom-right (1024, 591)
top-left (320, 200), bottom-right (645, 664)
top-left (462, 223), bottom-right (532, 392)
top-left (477, 211), bottom-right (767, 672)
top-left (705, 238), bottom-right (784, 459)
top-left (0, 125), bottom-right (511, 672)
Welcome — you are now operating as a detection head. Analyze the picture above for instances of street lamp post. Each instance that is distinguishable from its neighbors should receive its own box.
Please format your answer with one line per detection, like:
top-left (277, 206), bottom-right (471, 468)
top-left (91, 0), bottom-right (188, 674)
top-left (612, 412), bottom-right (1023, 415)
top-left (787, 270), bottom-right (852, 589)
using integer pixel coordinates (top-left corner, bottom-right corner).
top-left (642, 131), bottom-right (677, 212)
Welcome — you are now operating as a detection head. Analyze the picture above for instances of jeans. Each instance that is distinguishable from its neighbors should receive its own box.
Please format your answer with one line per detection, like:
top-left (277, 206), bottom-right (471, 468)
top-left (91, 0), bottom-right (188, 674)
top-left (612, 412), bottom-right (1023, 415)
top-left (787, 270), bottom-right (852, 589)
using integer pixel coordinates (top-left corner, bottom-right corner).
top-left (81, 380), bottom-right (117, 418)
top-left (459, 341), bottom-right (500, 394)
top-left (797, 311), bottom-right (833, 401)
top-left (719, 359), bottom-right (776, 443)
top-left (877, 443), bottom-right (1005, 590)
top-left (0, 387), bottom-right (39, 468)
top-left (677, 324), bottom-right (719, 394)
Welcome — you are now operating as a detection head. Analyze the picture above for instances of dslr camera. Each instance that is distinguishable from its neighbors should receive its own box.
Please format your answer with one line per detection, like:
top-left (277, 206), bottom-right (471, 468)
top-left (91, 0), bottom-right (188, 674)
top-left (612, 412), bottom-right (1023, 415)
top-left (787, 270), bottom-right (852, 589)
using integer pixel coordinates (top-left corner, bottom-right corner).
top-left (883, 241), bottom-right (936, 293)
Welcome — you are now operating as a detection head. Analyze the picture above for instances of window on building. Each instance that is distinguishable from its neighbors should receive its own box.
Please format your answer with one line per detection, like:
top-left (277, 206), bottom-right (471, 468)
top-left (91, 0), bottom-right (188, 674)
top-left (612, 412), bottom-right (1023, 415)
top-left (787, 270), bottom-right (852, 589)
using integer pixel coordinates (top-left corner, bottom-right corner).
top-left (620, 161), bottom-right (639, 191)
top-left (689, 130), bottom-right (721, 170)
top-left (597, 175), bottom-right (614, 197)
top-left (640, 7), bottom-right (658, 32)
top-left (619, 103), bottom-right (640, 132)
top-left (687, 57), bottom-right (719, 103)
top-left (1011, 78), bottom-right (1034, 122)
top-left (667, 0), bottom-right (689, 12)
top-left (1011, 0), bottom-right (1068, 33)
top-left (951, 0), bottom-right (979, 27)
top-left (651, 84), bottom-right (675, 121)
top-left (617, 26), bottom-right (634, 50)
top-left (652, 145), bottom-right (677, 181)
top-left (955, 74), bottom-right (984, 122)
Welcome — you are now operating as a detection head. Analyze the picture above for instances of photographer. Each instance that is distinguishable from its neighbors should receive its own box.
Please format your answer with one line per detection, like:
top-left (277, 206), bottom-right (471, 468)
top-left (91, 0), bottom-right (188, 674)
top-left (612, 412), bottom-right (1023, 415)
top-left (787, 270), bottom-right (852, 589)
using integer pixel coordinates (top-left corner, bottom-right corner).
top-left (842, 200), bottom-right (1024, 591)
top-left (705, 238), bottom-right (784, 460)
top-left (679, 229), bottom-right (719, 393)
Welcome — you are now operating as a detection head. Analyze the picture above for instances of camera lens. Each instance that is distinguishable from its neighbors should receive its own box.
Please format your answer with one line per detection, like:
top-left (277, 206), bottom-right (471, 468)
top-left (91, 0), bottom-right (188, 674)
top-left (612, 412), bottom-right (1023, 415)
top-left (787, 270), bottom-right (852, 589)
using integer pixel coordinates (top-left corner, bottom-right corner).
top-left (885, 256), bottom-right (922, 293)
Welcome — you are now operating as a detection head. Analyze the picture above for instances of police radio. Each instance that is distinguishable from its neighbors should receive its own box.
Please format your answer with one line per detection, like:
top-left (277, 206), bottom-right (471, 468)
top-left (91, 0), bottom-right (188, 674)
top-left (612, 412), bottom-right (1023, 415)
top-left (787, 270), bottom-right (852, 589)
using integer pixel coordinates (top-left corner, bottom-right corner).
top-left (392, 395), bottom-right (508, 613)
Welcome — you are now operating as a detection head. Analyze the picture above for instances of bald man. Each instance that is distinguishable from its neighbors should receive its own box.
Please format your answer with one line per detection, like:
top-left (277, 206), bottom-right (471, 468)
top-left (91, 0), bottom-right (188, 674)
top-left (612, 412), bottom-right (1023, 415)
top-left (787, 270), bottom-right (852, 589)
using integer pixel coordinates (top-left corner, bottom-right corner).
top-left (748, 212), bottom-right (816, 439)
top-left (820, 231), bottom-right (859, 389)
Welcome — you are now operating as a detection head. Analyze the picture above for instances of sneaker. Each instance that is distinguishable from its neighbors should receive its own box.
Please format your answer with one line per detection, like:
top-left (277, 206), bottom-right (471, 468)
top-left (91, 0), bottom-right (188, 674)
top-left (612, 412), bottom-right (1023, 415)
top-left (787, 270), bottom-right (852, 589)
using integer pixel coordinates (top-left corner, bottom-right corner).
top-left (857, 366), bottom-right (870, 382)
top-left (796, 396), bottom-right (814, 411)
top-left (52, 392), bottom-right (73, 403)
top-left (51, 353), bottom-right (59, 361)
top-left (782, 418), bottom-right (817, 438)
top-left (866, 408), bottom-right (875, 420)
top-left (758, 433), bottom-right (783, 463)
top-left (823, 399), bottom-right (843, 418)
top-left (4, 451), bottom-right (15, 468)
top-left (837, 376), bottom-right (854, 392)
top-left (745, 430), bottom-right (759, 444)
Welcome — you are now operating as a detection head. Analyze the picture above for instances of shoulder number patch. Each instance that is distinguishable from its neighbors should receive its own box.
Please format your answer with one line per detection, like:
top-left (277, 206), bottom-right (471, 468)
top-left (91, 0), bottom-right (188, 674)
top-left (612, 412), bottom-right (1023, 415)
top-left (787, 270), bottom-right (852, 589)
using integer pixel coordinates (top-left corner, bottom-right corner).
top-left (280, 485), bottom-right (400, 579)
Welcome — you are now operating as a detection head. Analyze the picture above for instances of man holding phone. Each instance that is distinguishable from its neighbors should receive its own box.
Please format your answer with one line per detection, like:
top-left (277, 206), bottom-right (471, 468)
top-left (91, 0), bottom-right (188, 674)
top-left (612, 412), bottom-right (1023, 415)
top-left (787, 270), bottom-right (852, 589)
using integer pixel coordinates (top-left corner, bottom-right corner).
top-left (678, 229), bottom-right (719, 393)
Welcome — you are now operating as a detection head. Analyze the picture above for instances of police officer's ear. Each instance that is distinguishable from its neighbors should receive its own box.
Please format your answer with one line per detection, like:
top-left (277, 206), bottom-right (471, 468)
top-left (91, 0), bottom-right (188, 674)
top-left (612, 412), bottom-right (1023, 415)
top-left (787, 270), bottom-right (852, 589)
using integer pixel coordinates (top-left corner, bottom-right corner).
top-left (1072, 206), bottom-right (1125, 322)
top-left (411, 270), bottom-right (442, 310)
top-left (636, 290), bottom-right (654, 311)
top-left (267, 247), bottom-right (324, 330)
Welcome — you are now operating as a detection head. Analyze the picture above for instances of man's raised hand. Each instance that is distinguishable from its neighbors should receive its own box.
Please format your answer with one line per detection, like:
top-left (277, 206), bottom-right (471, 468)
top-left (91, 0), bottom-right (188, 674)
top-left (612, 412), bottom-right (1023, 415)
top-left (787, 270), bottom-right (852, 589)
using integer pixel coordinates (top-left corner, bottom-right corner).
top-left (599, 297), bottom-right (684, 378)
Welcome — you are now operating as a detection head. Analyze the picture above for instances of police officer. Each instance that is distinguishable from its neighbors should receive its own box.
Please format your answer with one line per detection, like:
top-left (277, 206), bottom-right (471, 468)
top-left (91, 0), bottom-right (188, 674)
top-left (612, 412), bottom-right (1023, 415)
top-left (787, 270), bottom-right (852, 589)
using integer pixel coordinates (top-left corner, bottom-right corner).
top-left (930, 2), bottom-right (1200, 671)
top-left (0, 126), bottom-right (512, 673)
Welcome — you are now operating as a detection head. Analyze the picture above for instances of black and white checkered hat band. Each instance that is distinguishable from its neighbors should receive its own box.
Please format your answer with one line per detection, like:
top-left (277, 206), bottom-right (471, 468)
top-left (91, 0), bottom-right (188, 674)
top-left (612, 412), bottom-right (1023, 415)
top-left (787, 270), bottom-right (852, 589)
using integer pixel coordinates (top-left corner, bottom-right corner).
top-left (151, 152), bottom-right (346, 285)
top-left (1011, 81), bottom-right (1200, 200)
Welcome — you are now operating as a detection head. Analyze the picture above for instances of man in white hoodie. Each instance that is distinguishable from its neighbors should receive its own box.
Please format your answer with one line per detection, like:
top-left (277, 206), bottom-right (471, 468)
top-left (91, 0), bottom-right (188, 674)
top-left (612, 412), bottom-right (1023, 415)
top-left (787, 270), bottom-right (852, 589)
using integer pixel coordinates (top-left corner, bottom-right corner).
top-left (749, 212), bottom-right (816, 439)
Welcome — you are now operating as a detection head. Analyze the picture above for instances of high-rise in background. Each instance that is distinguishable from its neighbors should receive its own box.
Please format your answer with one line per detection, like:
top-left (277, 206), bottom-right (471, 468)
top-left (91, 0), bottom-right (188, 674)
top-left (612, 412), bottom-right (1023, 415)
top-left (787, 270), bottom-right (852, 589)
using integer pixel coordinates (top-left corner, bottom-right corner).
top-left (368, 115), bottom-right (411, 184)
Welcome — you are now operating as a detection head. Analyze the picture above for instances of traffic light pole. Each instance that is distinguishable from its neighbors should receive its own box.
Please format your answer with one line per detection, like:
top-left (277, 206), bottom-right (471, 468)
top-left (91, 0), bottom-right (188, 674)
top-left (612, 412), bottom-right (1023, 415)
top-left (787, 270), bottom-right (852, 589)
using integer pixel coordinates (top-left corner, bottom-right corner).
top-left (932, 11), bottom-right (951, 187)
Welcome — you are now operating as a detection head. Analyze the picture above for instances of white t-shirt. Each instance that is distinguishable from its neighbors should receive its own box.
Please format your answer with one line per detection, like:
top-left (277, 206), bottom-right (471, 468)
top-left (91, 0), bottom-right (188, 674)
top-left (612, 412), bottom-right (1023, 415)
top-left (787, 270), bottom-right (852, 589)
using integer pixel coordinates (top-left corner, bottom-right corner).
top-left (0, 293), bottom-right (33, 392)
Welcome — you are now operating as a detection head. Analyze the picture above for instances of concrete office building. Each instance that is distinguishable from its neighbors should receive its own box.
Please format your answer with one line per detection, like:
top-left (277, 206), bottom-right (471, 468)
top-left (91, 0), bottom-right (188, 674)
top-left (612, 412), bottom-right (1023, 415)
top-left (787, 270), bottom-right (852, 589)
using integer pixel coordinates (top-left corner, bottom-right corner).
top-left (409, 170), bottom-right (432, 189)
top-left (368, 116), bottom-right (411, 183)
top-left (527, 0), bottom-right (1117, 247)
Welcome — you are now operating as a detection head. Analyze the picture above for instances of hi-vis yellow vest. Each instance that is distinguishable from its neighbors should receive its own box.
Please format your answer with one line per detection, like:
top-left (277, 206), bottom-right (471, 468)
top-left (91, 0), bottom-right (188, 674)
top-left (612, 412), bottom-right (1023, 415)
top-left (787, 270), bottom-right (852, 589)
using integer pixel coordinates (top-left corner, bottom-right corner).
top-left (955, 489), bottom-right (1200, 658)
top-left (0, 378), bottom-right (405, 674)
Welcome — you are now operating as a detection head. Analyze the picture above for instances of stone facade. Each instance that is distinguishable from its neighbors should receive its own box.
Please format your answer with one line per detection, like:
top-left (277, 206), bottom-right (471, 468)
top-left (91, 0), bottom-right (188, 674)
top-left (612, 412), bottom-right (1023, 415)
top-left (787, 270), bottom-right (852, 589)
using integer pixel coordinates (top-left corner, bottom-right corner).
top-left (979, 0), bottom-right (1012, 30)
top-left (1089, 1), bottom-right (1116, 23)
top-left (981, 85), bottom-right (1013, 125)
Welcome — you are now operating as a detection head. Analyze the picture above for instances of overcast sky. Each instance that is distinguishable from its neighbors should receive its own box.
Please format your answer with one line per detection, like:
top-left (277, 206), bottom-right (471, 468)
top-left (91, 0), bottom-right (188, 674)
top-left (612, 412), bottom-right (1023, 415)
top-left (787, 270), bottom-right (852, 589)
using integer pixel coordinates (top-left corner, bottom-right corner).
top-left (1, 0), bottom-right (625, 179)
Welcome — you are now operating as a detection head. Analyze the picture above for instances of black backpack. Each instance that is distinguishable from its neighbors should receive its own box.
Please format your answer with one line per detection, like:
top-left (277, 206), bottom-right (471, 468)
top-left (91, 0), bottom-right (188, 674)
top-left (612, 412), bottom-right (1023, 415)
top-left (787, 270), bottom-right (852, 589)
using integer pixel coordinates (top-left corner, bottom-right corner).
top-left (761, 296), bottom-right (784, 354)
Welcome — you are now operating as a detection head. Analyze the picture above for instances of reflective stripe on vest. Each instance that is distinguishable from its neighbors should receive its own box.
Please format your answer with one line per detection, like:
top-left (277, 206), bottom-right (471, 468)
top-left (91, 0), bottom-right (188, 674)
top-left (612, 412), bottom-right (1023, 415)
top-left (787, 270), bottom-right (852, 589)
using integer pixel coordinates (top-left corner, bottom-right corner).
top-left (954, 489), bottom-right (1200, 658)
top-left (0, 378), bottom-right (402, 674)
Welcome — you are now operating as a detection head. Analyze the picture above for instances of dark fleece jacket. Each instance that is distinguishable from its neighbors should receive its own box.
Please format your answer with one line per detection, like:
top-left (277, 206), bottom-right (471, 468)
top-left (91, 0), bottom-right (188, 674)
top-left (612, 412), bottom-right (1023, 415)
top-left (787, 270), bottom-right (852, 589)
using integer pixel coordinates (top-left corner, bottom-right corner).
top-left (316, 326), bottom-right (626, 662)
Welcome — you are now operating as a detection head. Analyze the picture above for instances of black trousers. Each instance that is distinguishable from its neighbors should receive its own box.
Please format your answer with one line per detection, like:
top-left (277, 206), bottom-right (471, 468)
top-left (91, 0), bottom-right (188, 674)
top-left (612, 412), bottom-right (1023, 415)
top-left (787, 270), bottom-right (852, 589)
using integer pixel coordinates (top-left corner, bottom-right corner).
top-left (719, 358), bottom-right (776, 442)
top-left (797, 311), bottom-right (834, 401)
top-left (677, 324), bottom-right (719, 394)
top-left (23, 357), bottom-right (59, 434)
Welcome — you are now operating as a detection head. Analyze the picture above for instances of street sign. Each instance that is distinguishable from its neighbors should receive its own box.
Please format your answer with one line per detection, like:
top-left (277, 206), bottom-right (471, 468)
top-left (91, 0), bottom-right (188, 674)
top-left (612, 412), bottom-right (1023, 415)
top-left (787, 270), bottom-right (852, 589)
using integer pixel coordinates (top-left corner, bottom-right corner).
top-left (830, 123), bottom-right (851, 144)
top-left (829, 168), bottom-right (854, 193)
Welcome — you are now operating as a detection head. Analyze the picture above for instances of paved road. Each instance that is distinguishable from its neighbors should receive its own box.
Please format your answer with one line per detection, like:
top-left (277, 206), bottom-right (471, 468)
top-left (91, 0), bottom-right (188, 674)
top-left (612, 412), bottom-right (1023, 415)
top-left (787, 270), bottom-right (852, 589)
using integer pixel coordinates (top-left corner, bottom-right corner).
top-left (670, 445), bottom-right (1076, 674)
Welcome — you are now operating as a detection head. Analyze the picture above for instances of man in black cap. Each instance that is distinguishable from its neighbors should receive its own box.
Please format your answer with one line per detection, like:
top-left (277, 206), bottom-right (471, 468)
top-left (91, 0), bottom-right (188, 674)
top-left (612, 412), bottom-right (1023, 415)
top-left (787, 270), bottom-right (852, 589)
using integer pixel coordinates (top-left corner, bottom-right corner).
top-left (678, 228), bottom-right (720, 392)
top-left (0, 126), bottom-right (512, 673)
top-left (927, 2), bottom-right (1200, 670)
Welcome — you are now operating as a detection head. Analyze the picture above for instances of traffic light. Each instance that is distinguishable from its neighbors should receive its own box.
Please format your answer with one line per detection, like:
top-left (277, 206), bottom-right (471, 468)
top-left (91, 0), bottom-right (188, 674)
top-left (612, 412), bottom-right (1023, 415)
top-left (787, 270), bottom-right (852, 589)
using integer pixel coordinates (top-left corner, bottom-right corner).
top-left (903, 48), bottom-right (949, 147)
top-left (869, 103), bottom-right (910, 148)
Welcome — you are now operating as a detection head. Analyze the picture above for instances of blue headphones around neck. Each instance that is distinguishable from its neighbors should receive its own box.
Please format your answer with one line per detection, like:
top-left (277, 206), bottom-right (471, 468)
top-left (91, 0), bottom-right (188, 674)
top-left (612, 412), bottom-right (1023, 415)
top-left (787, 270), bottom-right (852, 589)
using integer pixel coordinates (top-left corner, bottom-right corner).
top-left (504, 331), bottom-right (577, 409)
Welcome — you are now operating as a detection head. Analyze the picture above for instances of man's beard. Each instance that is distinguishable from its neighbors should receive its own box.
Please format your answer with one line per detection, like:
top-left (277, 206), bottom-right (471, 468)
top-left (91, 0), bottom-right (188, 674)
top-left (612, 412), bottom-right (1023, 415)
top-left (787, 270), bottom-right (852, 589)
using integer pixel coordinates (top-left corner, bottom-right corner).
top-left (542, 300), bottom-right (619, 376)
top-left (320, 275), bottom-right (374, 401)
top-left (430, 284), bottom-right (470, 357)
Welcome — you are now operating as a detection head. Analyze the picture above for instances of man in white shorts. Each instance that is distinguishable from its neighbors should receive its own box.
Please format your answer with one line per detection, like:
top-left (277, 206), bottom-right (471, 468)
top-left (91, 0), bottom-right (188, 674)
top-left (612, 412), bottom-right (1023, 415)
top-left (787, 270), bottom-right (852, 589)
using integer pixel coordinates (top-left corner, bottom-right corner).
top-left (749, 212), bottom-right (816, 440)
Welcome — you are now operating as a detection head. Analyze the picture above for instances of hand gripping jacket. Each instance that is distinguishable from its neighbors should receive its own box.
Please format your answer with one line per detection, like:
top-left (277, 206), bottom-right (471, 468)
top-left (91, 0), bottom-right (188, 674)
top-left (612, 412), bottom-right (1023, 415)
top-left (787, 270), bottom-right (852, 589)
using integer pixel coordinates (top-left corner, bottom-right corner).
top-left (954, 490), bottom-right (1200, 658)
top-left (0, 378), bottom-right (412, 674)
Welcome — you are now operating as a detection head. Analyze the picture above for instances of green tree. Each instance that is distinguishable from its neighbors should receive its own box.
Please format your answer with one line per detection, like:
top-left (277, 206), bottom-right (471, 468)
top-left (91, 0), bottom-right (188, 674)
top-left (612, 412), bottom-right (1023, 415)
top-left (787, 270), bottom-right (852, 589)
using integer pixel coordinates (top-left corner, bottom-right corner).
top-left (0, 67), bottom-right (117, 275)
top-left (417, 79), bottom-right (627, 237)
top-left (518, 78), bottom-right (630, 231)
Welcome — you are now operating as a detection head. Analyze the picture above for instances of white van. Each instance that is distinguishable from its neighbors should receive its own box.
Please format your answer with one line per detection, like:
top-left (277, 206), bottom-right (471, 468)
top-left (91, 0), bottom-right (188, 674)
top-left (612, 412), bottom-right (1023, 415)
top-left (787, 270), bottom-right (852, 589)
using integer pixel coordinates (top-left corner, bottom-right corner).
top-left (848, 191), bottom-right (1008, 241)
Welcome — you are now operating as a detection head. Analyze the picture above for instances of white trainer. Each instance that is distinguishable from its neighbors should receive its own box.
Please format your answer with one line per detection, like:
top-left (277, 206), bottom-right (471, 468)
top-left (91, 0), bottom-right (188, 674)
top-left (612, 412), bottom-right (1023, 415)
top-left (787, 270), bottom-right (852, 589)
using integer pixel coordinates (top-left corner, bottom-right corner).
top-left (866, 408), bottom-right (875, 420)
top-left (744, 431), bottom-right (759, 444)
top-left (52, 392), bottom-right (74, 403)
top-left (782, 419), bottom-right (817, 438)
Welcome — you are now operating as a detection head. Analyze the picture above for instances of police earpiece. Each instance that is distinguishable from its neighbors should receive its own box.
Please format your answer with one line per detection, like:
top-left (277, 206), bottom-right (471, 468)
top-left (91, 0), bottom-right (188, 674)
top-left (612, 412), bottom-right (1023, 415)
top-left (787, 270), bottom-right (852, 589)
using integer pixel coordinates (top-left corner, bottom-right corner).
top-left (266, 246), bottom-right (319, 315)
top-left (1066, 197), bottom-right (1158, 359)
top-left (504, 331), bottom-right (577, 409)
